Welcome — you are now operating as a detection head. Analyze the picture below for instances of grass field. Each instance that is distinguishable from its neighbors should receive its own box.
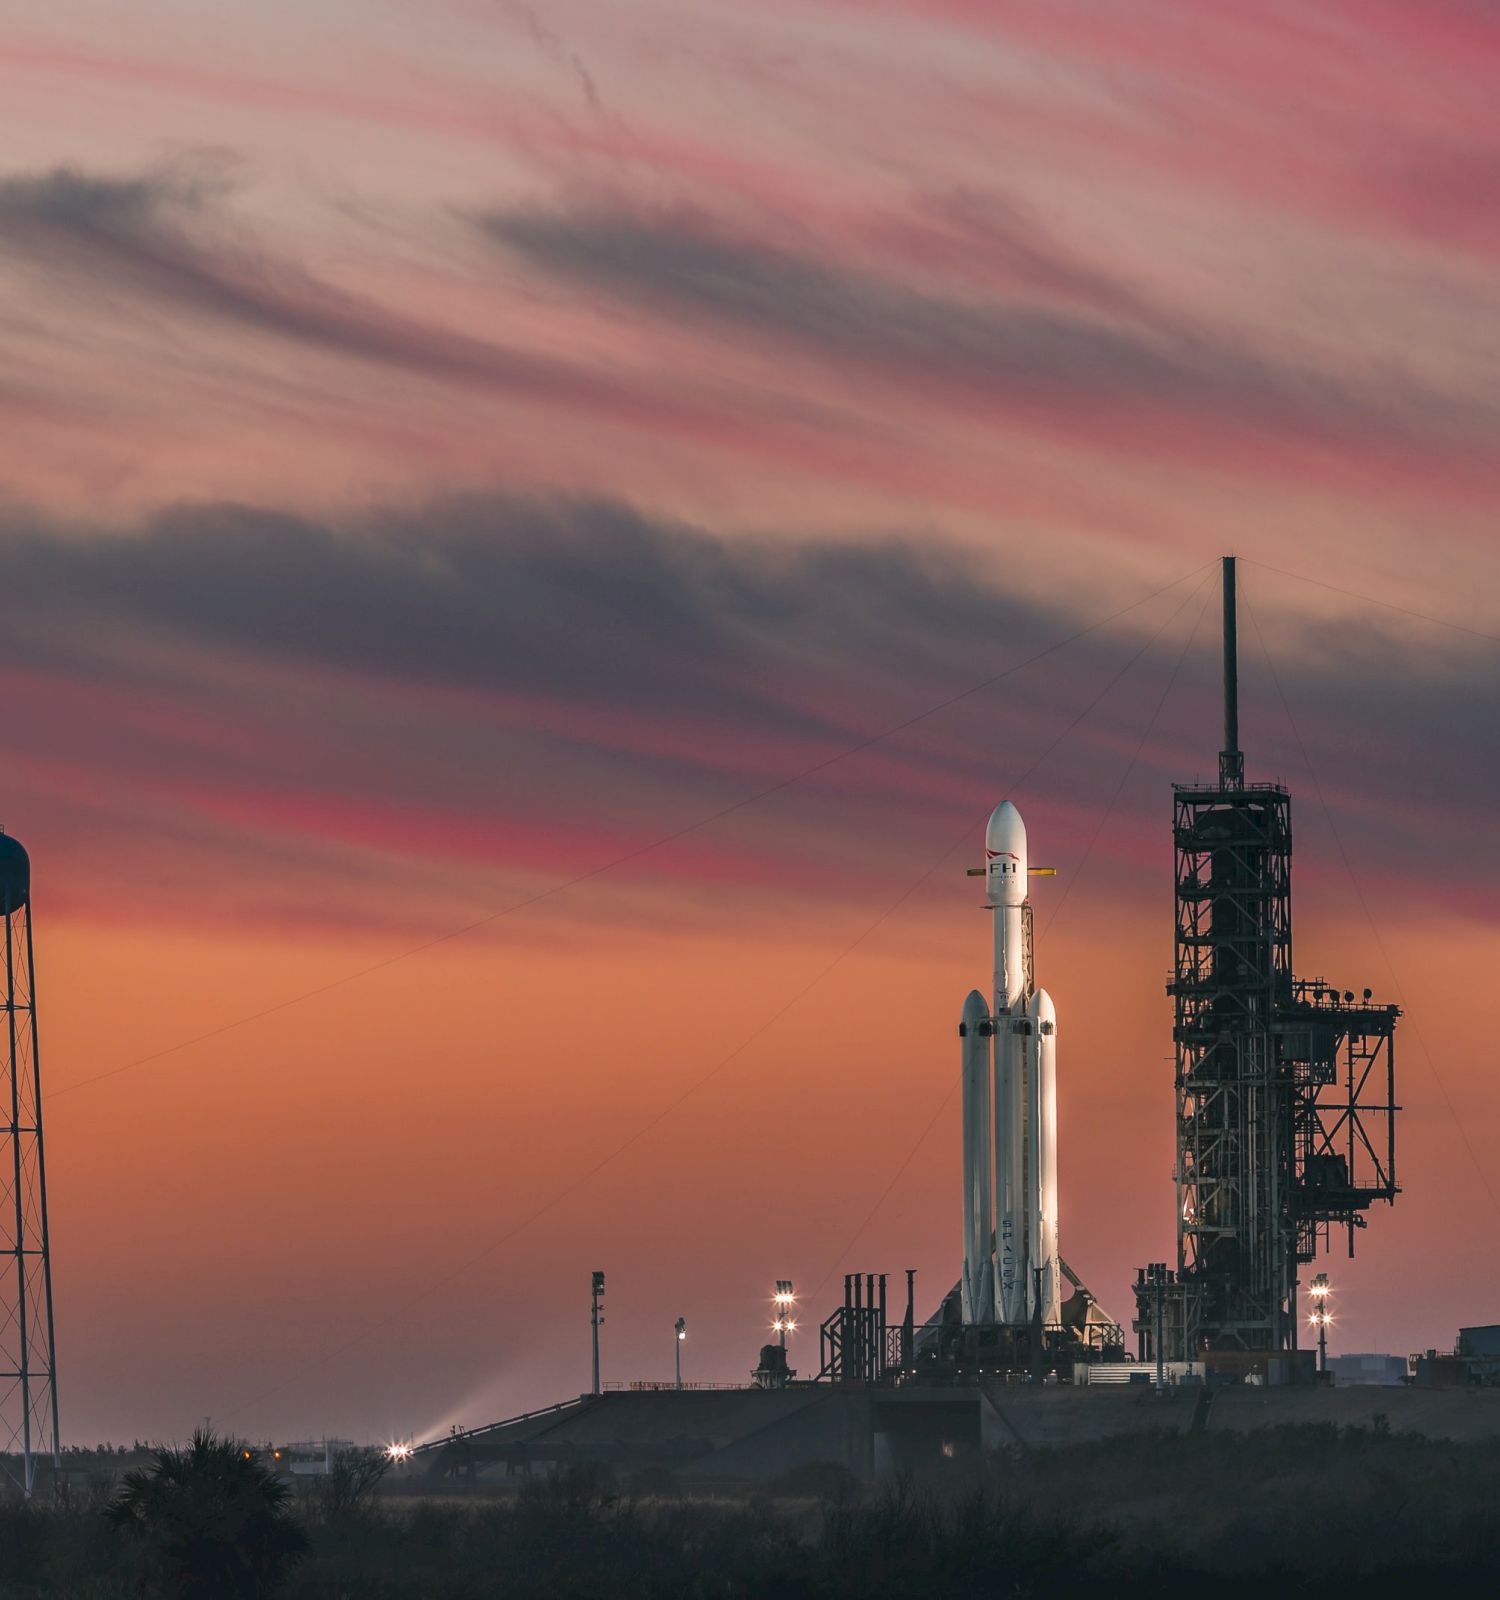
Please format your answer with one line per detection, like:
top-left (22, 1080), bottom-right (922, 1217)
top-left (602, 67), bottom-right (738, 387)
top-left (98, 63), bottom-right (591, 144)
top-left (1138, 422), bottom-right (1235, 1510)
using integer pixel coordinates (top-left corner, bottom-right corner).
top-left (3, 1421), bottom-right (1498, 1597)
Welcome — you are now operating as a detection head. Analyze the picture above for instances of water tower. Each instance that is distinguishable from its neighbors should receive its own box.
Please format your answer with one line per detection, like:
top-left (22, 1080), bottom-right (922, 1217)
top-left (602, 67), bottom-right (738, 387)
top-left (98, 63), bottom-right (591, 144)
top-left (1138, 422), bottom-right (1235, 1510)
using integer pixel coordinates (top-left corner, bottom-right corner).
top-left (0, 834), bottom-right (60, 1496)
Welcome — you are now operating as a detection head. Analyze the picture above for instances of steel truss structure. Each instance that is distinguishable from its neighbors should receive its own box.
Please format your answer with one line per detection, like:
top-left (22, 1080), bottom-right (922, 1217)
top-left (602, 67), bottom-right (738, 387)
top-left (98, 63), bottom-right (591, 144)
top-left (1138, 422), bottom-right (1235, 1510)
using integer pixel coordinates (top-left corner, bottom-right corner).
top-left (0, 838), bottom-right (59, 1497)
top-left (1139, 560), bottom-right (1399, 1362)
top-left (818, 1273), bottom-right (903, 1383)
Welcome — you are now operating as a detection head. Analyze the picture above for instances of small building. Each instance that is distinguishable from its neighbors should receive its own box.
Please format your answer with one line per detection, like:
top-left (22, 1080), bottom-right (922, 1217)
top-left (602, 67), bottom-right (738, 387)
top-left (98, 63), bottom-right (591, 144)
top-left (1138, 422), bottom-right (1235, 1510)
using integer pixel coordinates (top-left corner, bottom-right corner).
top-left (1411, 1330), bottom-right (1500, 1389)
top-left (1327, 1353), bottom-right (1406, 1387)
top-left (272, 1439), bottom-right (359, 1476)
top-left (1456, 1326), bottom-right (1500, 1386)
top-left (1411, 1352), bottom-right (1470, 1388)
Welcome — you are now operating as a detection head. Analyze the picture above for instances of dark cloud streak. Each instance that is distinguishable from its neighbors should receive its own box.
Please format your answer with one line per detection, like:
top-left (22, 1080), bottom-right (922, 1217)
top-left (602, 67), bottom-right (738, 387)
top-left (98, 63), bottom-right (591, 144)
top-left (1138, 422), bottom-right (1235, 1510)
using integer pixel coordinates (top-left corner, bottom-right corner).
top-left (3, 163), bottom-right (1489, 500)
top-left (0, 165), bottom-right (752, 439)
top-left (0, 494), bottom-right (1068, 741)
top-left (0, 490), bottom-right (1495, 925)
top-left (3, 491), bottom-right (1494, 823)
top-left (477, 202), bottom-right (1492, 461)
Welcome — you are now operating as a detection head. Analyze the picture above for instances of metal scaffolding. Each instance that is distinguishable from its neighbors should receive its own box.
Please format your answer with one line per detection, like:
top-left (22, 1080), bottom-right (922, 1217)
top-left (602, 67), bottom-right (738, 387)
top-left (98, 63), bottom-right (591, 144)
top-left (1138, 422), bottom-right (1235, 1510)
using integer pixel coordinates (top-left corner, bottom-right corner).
top-left (818, 1273), bottom-right (902, 1384)
top-left (1171, 779), bottom-right (1297, 1349)
top-left (1138, 558), bottom-right (1399, 1363)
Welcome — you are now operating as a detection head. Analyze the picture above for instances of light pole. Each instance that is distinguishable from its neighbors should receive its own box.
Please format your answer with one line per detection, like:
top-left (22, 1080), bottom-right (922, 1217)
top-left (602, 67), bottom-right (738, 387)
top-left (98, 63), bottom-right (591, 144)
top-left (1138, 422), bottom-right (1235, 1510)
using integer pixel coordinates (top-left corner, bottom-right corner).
top-left (675, 1317), bottom-right (686, 1389)
top-left (1308, 1272), bottom-right (1331, 1376)
top-left (772, 1281), bottom-right (796, 1349)
top-left (591, 1271), bottom-right (606, 1396)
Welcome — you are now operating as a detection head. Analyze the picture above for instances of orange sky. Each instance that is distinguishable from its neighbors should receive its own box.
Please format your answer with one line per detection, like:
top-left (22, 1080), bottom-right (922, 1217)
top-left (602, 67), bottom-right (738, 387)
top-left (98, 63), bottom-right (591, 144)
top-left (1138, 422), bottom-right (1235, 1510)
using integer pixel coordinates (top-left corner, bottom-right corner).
top-left (1, 0), bottom-right (1498, 1442)
top-left (40, 829), bottom-right (1500, 1443)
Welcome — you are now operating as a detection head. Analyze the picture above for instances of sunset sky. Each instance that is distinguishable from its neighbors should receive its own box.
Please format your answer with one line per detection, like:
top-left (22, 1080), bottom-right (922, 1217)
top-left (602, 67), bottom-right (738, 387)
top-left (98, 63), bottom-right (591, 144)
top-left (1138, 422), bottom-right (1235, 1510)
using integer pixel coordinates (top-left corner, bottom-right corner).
top-left (2, 1), bottom-right (1498, 1446)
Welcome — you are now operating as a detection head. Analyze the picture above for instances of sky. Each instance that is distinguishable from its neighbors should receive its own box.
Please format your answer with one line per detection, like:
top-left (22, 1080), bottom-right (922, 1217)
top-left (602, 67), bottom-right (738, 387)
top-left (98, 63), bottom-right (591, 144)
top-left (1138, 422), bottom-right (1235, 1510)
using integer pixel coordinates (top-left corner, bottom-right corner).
top-left (1, 0), bottom-right (1498, 1446)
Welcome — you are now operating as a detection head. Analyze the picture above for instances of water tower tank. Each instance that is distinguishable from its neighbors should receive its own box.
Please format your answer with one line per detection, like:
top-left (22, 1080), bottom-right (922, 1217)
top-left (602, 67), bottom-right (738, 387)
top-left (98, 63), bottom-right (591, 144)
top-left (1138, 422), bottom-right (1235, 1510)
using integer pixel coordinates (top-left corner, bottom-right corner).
top-left (0, 835), bottom-right (30, 910)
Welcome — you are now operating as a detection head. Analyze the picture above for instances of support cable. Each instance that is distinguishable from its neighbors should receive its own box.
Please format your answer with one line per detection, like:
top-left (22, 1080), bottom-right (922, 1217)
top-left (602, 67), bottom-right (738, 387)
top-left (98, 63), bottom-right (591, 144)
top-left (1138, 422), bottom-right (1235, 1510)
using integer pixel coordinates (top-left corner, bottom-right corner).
top-left (1037, 568), bottom-right (1217, 943)
top-left (802, 569), bottom-right (1217, 1306)
top-left (1241, 558), bottom-right (1500, 647)
top-left (1241, 589), bottom-right (1500, 1227)
top-left (218, 569), bottom-right (1214, 1422)
top-left (50, 561), bottom-right (1211, 1103)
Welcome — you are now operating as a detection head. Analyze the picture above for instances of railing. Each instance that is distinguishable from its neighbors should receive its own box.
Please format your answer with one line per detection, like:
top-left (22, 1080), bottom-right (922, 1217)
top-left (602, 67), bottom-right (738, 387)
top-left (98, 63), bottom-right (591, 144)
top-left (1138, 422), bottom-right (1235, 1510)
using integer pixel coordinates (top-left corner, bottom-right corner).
top-left (603, 1381), bottom-right (746, 1392)
top-left (412, 1395), bottom-right (586, 1454)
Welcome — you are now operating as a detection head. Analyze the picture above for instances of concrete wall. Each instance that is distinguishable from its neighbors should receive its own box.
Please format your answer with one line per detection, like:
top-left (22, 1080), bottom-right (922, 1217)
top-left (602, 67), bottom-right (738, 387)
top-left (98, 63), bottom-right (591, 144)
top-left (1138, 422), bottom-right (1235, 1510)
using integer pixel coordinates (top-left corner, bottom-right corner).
top-left (440, 1380), bottom-right (1500, 1488)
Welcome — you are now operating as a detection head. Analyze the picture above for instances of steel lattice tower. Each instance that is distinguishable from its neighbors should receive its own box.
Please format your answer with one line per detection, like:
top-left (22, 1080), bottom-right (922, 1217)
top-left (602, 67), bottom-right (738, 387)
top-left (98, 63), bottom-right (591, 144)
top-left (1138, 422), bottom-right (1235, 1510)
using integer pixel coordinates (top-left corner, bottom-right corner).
top-left (0, 834), bottom-right (59, 1497)
top-left (1135, 559), bottom-right (1400, 1365)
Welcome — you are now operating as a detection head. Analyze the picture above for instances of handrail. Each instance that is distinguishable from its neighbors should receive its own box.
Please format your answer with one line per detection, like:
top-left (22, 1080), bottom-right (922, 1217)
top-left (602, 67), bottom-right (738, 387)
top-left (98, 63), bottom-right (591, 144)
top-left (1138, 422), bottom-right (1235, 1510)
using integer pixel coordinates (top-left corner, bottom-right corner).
top-left (411, 1395), bottom-right (587, 1454)
top-left (603, 1381), bottom-right (746, 1392)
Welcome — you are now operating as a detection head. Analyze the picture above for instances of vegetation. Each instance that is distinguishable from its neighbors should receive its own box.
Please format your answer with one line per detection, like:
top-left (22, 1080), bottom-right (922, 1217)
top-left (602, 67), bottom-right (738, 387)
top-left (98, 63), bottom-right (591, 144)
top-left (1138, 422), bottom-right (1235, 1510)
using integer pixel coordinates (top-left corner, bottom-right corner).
top-left (0, 1423), bottom-right (1496, 1597)
top-left (106, 1429), bottom-right (307, 1599)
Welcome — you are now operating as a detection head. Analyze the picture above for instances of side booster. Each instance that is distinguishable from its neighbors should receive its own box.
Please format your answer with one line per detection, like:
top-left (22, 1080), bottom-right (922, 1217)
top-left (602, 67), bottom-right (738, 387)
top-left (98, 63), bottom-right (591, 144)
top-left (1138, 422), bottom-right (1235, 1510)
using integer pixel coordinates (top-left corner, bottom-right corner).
top-left (959, 989), bottom-right (994, 1322)
top-left (958, 802), bottom-right (1060, 1328)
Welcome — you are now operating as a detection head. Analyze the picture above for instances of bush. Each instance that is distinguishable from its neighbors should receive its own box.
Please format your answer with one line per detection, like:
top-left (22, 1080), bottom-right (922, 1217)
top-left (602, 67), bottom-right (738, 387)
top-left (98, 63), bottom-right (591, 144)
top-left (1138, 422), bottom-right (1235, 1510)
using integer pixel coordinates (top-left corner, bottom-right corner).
top-left (106, 1429), bottom-right (307, 1599)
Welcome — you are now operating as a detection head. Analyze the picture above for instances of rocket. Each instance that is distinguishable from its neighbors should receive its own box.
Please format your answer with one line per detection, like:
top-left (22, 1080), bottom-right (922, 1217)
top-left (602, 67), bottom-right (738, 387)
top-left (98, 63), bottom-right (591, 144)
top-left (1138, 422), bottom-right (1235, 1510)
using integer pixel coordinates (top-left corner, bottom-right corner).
top-left (959, 801), bottom-right (1060, 1327)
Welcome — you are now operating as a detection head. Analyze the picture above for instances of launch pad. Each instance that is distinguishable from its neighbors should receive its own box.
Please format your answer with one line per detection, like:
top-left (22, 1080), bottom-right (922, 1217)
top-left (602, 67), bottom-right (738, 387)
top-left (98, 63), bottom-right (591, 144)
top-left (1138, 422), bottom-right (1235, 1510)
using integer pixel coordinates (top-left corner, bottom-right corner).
top-left (805, 1266), bottom-right (1122, 1391)
top-left (421, 556), bottom-right (1407, 1481)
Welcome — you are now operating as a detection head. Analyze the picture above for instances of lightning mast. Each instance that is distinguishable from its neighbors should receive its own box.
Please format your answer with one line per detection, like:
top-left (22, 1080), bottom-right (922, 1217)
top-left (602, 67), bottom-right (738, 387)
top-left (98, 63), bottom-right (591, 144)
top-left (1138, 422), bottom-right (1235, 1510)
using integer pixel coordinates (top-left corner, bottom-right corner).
top-left (0, 834), bottom-right (60, 1496)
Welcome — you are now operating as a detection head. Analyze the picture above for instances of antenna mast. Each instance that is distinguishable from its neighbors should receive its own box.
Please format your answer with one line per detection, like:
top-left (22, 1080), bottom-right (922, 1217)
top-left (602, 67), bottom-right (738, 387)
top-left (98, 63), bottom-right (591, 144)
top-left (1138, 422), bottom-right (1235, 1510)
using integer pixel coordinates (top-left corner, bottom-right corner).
top-left (1219, 555), bottom-right (1244, 790)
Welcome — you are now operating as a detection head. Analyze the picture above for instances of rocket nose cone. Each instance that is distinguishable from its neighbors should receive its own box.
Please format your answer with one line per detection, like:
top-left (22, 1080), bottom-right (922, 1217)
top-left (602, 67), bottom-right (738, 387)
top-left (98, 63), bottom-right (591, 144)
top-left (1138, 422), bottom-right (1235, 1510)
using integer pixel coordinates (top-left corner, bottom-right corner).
top-left (962, 989), bottom-right (990, 1025)
top-left (1031, 988), bottom-right (1056, 1025)
top-left (984, 800), bottom-right (1026, 856)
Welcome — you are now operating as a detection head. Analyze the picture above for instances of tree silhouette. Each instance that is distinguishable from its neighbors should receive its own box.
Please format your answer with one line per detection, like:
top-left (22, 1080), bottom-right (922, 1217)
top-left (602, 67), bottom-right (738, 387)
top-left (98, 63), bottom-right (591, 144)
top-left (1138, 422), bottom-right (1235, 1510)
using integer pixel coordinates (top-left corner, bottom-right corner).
top-left (107, 1428), bottom-right (307, 1599)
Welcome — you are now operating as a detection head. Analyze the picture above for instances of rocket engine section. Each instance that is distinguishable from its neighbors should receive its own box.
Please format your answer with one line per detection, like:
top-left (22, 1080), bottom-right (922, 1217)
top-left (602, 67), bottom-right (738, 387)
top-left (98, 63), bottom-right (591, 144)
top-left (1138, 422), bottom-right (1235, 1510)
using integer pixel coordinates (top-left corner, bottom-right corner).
top-left (959, 802), bottom-right (1060, 1328)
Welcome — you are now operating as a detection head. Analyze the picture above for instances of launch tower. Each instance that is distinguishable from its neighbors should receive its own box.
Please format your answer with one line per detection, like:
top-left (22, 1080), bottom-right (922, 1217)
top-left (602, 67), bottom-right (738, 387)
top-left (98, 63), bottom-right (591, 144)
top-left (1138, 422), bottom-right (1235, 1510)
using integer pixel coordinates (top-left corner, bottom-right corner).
top-left (1136, 558), bottom-right (1399, 1366)
top-left (0, 834), bottom-right (60, 1496)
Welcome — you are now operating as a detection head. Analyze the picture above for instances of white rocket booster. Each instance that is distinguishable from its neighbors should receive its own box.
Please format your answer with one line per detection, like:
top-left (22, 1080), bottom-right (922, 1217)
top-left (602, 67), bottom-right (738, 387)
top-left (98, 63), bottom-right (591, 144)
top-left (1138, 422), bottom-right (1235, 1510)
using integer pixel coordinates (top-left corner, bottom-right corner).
top-left (1033, 987), bottom-right (1060, 1326)
top-left (959, 990), bottom-right (994, 1323)
top-left (959, 800), bottom-right (1060, 1328)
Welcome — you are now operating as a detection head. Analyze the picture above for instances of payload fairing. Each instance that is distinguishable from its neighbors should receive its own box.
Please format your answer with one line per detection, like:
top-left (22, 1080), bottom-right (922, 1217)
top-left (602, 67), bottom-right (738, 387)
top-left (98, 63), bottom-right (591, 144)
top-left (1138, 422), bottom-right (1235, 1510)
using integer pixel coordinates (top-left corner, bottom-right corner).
top-left (959, 802), bottom-right (1060, 1328)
